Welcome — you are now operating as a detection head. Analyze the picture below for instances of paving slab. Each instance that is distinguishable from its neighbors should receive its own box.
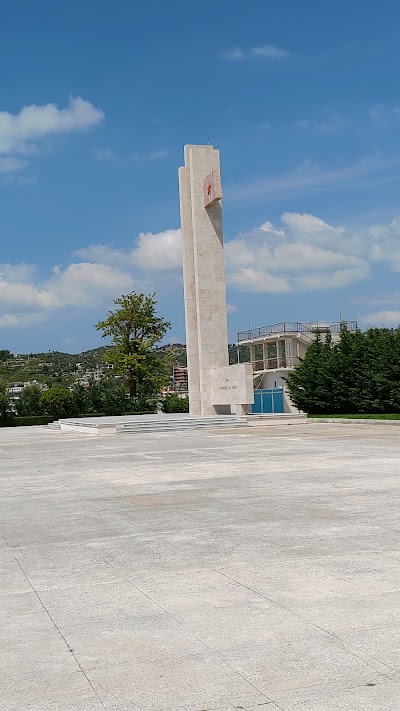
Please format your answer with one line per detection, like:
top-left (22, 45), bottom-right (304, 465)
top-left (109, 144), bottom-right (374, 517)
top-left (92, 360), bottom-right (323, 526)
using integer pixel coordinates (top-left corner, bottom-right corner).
top-left (273, 676), bottom-right (400, 710)
top-left (1, 421), bottom-right (400, 710)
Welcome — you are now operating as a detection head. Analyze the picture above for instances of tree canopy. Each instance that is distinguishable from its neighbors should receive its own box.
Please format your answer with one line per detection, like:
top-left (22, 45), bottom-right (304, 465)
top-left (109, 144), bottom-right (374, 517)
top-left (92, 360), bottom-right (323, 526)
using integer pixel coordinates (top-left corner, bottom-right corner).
top-left (95, 292), bottom-right (171, 399)
top-left (286, 326), bottom-right (400, 414)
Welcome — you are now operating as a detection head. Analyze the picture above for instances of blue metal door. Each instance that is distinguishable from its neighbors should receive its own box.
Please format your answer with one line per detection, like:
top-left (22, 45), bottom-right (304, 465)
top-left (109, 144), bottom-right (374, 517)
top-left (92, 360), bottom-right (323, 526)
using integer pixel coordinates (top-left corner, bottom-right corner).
top-left (262, 390), bottom-right (273, 413)
top-left (272, 388), bottom-right (284, 413)
top-left (253, 390), bottom-right (262, 413)
top-left (252, 388), bottom-right (284, 414)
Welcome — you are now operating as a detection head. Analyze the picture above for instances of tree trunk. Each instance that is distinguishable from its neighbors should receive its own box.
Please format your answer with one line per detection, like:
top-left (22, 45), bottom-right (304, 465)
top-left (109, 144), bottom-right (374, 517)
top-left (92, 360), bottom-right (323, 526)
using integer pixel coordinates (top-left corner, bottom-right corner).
top-left (129, 378), bottom-right (137, 399)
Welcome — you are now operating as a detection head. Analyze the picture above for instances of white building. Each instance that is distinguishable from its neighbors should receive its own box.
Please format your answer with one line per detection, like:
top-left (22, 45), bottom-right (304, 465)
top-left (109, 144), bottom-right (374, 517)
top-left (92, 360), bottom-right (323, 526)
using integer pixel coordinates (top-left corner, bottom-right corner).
top-left (237, 321), bottom-right (357, 413)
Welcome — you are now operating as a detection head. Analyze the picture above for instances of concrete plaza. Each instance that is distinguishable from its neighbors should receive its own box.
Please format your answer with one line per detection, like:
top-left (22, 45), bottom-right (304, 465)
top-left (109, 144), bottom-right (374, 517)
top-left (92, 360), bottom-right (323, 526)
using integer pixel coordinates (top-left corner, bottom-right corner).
top-left (1, 422), bottom-right (400, 710)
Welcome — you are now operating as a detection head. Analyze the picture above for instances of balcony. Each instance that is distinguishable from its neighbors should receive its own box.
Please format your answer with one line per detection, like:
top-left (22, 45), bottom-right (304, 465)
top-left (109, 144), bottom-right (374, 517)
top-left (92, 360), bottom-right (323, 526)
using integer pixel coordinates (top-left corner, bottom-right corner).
top-left (250, 355), bottom-right (300, 372)
top-left (237, 320), bottom-right (357, 343)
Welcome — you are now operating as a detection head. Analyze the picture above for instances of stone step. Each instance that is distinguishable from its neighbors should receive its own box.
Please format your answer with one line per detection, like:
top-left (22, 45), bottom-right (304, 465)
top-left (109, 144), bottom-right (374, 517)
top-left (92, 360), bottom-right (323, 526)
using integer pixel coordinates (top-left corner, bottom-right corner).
top-left (46, 421), bottom-right (61, 430)
top-left (117, 416), bottom-right (248, 434)
top-left (247, 413), bottom-right (307, 426)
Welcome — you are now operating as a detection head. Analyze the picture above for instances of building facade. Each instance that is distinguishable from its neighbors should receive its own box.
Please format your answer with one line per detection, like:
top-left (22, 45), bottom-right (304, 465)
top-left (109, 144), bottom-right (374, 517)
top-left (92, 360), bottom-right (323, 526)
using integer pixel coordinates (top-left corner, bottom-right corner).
top-left (237, 321), bottom-right (357, 413)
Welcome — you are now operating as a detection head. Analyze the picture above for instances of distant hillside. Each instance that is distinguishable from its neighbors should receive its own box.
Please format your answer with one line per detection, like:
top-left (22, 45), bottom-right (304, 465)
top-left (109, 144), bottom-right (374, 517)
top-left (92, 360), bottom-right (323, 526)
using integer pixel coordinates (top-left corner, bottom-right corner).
top-left (0, 343), bottom-right (188, 388)
top-left (0, 341), bottom-right (249, 388)
top-left (0, 345), bottom-right (112, 388)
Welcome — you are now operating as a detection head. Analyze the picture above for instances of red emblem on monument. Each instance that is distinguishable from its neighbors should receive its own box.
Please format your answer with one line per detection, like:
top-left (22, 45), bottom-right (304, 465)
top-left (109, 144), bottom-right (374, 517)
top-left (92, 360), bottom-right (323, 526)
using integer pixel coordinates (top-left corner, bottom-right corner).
top-left (203, 170), bottom-right (222, 208)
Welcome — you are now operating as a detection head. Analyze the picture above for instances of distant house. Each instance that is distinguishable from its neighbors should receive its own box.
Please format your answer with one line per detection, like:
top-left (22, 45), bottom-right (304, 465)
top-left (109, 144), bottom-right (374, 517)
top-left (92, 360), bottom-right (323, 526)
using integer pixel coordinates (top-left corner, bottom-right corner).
top-left (76, 363), bottom-right (113, 387)
top-left (7, 380), bottom-right (48, 411)
top-left (172, 365), bottom-right (188, 391)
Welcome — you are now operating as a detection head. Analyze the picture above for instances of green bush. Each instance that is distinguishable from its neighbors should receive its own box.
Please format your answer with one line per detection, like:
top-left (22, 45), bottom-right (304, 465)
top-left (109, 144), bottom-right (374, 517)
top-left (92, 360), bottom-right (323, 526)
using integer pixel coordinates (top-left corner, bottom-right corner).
top-left (309, 413), bottom-right (400, 420)
top-left (161, 394), bottom-right (189, 413)
top-left (0, 390), bottom-right (11, 419)
top-left (15, 385), bottom-right (44, 417)
top-left (125, 410), bottom-right (156, 416)
top-left (0, 416), bottom-right (16, 427)
top-left (40, 387), bottom-right (77, 419)
top-left (75, 412), bottom-right (106, 418)
top-left (15, 416), bottom-right (55, 426)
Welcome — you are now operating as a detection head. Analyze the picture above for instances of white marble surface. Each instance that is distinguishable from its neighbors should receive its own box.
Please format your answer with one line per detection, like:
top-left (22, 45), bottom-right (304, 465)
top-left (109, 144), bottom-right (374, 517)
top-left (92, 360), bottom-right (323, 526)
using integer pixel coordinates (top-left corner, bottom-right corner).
top-left (2, 420), bottom-right (400, 709)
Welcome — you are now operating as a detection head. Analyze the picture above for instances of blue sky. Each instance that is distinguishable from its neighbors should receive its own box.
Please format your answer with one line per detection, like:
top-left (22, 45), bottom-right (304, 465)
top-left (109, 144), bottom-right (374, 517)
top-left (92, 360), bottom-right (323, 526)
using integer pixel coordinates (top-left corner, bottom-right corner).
top-left (2, 0), bottom-right (400, 353)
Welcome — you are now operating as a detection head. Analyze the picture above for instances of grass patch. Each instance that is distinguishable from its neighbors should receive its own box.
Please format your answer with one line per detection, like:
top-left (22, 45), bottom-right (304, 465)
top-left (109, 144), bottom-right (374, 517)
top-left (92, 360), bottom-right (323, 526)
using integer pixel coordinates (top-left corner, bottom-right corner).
top-left (309, 413), bottom-right (400, 420)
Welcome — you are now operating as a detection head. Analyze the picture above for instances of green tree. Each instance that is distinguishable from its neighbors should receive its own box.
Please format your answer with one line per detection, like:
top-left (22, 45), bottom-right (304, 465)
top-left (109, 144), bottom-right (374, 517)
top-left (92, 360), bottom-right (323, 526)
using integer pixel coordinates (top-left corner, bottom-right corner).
top-left (0, 350), bottom-right (12, 362)
top-left (286, 325), bottom-right (400, 415)
top-left (71, 383), bottom-right (90, 415)
top-left (0, 388), bottom-right (11, 418)
top-left (95, 292), bottom-right (171, 400)
top-left (78, 380), bottom-right (130, 416)
top-left (285, 334), bottom-right (334, 414)
top-left (40, 387), bottom-right (76, 419)
top-left (15, 385), bottom-right (44, 416)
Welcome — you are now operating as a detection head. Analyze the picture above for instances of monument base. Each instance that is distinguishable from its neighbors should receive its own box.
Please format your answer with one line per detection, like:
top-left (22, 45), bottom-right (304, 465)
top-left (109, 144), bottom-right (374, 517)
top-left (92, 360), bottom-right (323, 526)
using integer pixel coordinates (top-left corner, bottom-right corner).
top-left (210, 363), bottom-right (254, 416)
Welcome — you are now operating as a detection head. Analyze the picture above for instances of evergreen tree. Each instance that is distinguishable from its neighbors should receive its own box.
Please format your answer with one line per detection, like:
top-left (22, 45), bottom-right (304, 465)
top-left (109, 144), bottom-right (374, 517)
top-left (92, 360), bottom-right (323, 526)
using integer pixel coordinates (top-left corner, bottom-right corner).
top-left (286, 325), bottom-right (400, 415)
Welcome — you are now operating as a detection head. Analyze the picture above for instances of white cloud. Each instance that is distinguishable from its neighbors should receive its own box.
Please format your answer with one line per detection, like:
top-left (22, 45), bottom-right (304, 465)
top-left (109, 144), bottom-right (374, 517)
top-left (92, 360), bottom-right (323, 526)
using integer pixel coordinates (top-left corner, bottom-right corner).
top-left (0, 157), bottom-right (28, 173)
top-left (361, 310), bottom-right (400, 327)
top-left (0, 263), bottom-right (37, 282)
top-left (74, 211), bottom-right (400, 298)
top-left (93, 148), bottom-right (169, 163)
top-left (71, 212), bottom-right (400, 303)
top-left (0, 97), bottom-right (104, 174)
top-left (226, 153), bottom-right (399, 202)
top-left (295, 113), bottom-right (345, 132)
top-left (73, 244), bottom-right (126, 265)
top-left (148, 150), bottom-right (169, 160)
top-left (223, 47), bottom-right (246, 61)
top-left (93, 148), bottom-right (115, 161)
top-left (355, 291), bottom-right (400, 307)
top-left (76, 229), bottom-right (182, 272)
top-left (250, 44), bottom-right (288, 59)
top-left (47, 263), bottom-right (134, 307)
top-left (5, 212), bottom-right (400, 332)
top-left (298, 266), bottom-right (368, 290)
top-left (223, 44), bottom-right (288, 61)
top-left (225, 212), bottom-right (373, 294)
top-left (2, 174), bottom-right (37, 186)
top-left (0, 262), bottom-right (134, 314)
top-left (368, 218), bottom-right (400, 270)
top-left (0, 278), bottom-right (57, 308)
top-left (259, 221), bottom-right (285, 236)
top-left (226, 303), bottom-right (238, 314)
top-left (0, 313), bottom-right (47, 328)
top-left (369, 104), bottom-right (400, 125)
top-left (229, 268), bottom-right (291, 293)
top-left (0, 97), bottom-right (104, 155)
top-left (133, 229), bottom-right (182, 270)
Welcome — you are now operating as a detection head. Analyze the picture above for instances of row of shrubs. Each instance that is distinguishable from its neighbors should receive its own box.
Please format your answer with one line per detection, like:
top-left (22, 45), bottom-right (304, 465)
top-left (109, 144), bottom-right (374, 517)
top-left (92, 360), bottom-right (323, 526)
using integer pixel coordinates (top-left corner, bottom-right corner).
top-left (0, 415), bottom-right (55, 427)
top-left (0, 381), bottom-right (189, 426)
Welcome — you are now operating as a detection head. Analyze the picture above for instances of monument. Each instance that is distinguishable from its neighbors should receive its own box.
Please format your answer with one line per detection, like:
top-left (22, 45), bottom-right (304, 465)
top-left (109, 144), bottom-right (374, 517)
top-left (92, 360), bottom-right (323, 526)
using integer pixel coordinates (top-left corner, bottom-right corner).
top-left (178, 145), bottom-right (253, 416)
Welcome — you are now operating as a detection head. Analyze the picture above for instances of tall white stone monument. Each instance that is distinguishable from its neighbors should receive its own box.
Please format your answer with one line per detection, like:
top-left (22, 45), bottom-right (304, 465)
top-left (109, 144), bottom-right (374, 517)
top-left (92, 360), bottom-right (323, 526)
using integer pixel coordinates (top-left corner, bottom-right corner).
top-left (179, 144), bottom-right (253, 417)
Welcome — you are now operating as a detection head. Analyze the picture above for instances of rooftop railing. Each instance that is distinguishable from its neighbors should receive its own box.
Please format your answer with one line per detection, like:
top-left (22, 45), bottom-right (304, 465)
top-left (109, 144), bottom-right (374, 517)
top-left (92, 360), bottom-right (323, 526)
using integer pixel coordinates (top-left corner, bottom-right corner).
top-left (237, 320), bottom-right (357, 343)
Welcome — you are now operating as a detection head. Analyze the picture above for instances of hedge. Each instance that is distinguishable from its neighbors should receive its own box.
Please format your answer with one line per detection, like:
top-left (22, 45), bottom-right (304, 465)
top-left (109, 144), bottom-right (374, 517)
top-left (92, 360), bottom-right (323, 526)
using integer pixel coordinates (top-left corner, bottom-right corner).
top-left (0, 415), bottom-right (55, 427)
top-left (0, 411), bottom-right (158, 427)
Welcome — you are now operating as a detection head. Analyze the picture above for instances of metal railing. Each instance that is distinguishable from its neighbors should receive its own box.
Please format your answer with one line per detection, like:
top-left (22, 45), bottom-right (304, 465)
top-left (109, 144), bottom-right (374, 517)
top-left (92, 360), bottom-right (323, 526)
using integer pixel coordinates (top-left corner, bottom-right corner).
top-left (251, 356), bottom-right (300, 372)
top-left (237, 321), bottom-right (357, 343)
